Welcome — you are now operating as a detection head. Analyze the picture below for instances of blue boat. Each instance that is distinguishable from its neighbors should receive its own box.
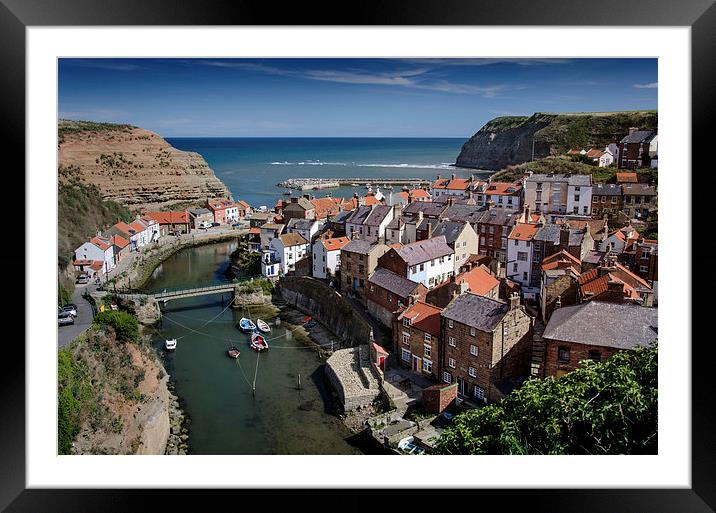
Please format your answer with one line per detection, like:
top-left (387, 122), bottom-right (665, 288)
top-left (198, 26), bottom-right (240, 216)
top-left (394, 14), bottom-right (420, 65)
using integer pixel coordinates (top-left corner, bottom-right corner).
top-left (239, 318), bottom-right (257, 332)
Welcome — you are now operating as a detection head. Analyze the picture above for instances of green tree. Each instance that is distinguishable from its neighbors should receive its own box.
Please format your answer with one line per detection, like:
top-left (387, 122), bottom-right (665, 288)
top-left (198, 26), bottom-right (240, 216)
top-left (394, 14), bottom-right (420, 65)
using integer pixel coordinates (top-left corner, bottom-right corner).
top-left (93, 310), bottom-right (139, 343)
top-left (433, 342), bottom-right (657, 455)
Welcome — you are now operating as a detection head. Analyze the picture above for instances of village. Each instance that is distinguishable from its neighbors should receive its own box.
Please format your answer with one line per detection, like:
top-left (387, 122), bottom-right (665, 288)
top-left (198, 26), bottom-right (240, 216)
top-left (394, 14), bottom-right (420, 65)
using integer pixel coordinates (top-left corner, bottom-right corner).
top-left (67, 127), bottom-right (658, 453)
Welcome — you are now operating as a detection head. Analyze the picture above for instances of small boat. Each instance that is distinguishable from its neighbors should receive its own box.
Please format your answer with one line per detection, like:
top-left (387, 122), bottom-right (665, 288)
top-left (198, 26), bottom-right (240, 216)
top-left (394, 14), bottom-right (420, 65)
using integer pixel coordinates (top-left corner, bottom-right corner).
top-left (256, 319), bottom-right (271, 333)
top-left (350, 183), bottom-right (359, 187)
top-left (302, 315), bottom-right (312, 323)
top-left (250, 332), bottom-right (269, 352)
top-left (304, 320), bottom-right (317, 329)
top-left (165, 339), bottom-right (177, 350)
top-left (239, 318), bottom-right (257, 332)
top-left (227, 346), bottom-right (241, 359)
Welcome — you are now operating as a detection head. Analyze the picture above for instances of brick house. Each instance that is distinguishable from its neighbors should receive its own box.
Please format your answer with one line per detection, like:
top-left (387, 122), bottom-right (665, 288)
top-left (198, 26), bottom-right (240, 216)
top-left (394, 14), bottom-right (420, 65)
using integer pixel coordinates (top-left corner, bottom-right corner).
top-left (143, 211), bottom-right (191, 236)
top-left (441, 292), bottom-right (534, 404)
top-left (590, 184), bottom-right (623, 219)
top-left (283, 196), bottom-right (316, 223)
top-left (426, 265), bottom-right (500, 308)
top-left (576, 254), bottom-right (654, 306)
top-left (528, 223), bottom-right (593, 291)
top-left (188, 208), bottom-right (214, 229)
top-left (633, 239), bottom-right (658, 284)
top-left (340, 239), bottom-right (389, 301)
top-left (474, 207), bottom-right (520, 273)
top-left (539, 250), bottom-right (582, 322)
top-left (617, 128), bottom-right (657, 169)
top-left (366, 267), bottom-right (427, 327)
top-left (539, 301), bottom-right (657, 377)
top-left (394, 301), bottom-right (443, 381)
top-left (376, 235), bottom-right (454, 289)
top-left (621, 183), bottom-right (657, 221)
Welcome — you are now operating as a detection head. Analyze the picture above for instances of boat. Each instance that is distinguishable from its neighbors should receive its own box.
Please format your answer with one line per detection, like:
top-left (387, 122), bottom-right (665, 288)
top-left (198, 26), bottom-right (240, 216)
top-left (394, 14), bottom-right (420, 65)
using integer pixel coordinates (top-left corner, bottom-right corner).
top-left (302, 315), bottom-right (312, 323)
top-left (227, 346), bottom-right (241, 359)
top-left (350, 183), bottom-right (359, 187)
top-left (256, 319), bottom-right (271, 333)
top-left (397, 436), bottom-right (426, 455)
top-left (165, 339), bottom-right (177, 350)
top-left (250, 332), bottom-right (269, 352)
top-left (304, 320), bottom-right (317, 329)
top-left (239, 318), bottom-right (257, 332)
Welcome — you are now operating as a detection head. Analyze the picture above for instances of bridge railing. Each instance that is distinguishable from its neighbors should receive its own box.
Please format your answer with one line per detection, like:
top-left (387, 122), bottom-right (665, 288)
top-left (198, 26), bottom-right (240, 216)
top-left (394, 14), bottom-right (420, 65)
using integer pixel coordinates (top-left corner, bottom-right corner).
top-left (154, 283), bottom-right (237, 298)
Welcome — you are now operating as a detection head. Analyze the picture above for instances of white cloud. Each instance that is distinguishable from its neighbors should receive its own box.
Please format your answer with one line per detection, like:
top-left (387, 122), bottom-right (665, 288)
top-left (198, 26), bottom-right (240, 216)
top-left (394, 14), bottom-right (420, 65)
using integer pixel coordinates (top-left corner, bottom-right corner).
top-left (634, 82), bottom-right (658, 89)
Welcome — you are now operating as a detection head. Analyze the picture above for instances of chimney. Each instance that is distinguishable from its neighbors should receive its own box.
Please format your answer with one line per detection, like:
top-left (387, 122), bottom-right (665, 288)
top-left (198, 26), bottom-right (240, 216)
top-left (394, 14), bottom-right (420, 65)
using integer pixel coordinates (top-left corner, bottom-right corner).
top-left (469, 174), bottom-right (475, 182)
top-left (407, 192), bottom-right (414, 204)
top-left (559, 224), bottom-right (570, 248)
top-left (426, 221), bottom-right (433, 239)
top-left (509, 292), bottom-right (520, 310)
top-left (447, 196), bottom-right (455, 206)
top-left (436, 174), bottom-right (441, 180)
top-left (417, 211), bottom-right (424, 222)
top-left (451, 173), bottom-right (456, 180)
top-left (291, 197), bottom-right (298, 204)
top-left (554, 295), bottom-right (562, 310)
top-left (628, 127), bottom-right (639, 135)
top-left (523, 205), bottom-right (530, 223)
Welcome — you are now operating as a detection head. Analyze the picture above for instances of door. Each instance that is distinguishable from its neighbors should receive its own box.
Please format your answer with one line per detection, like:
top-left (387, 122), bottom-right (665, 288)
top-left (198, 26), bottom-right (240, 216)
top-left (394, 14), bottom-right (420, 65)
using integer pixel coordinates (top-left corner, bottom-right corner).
top-left (458, 377), bottom-right (466, 396)
top-left (412, 355), bottom-right (422, 373)
top-left (379, 355), bottom-right (386, 371)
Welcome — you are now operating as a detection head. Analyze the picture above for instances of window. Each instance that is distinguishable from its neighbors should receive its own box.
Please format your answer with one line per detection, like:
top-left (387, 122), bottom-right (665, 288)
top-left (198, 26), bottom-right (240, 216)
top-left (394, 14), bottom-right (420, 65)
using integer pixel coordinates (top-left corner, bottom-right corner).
top-left (448, 319), bottom-right (453, 329)
top-left (419, 263), bottom-right (425, 271)
top-left (423, 344), bottom-right (431, 357)
top-left (517, 251), bottom-right (528, 261)
top-left (470, 344), bottom-right (478, 356)
top-left (401, 348), bottom-right (411, 362)
top-left (424, 333), bottom-right (431, 343)
top-left (558, 346), bottom-right (571, 363)
top-left (442, 372), bottom-right (452, 384)
top-left (431, 260), bottom-right (435, 267)
top-left (423, 359), bottom-right (433, 374)
top-left (583, 206), bottom-right (588, 214)
top-left (470, 327), bottom-right (476, 337)
top-left (403, 318), bottom-right (411, 327)
top-left (522, 272), bottom-right (528, 281)
top-left (448, 336), bottom-right (456, 347)
top-left (369, 285), bottom-right (375, 292)
top-left (481, 236), bottom-right (486, 246)
top-left (640, 265), bottom-right (649, 273)
top-left (514, 239), bottom-right (518, 246)
top-left (587, 350), bottom-right (602, 362)
top-left (611, 196), bottom-right (617, 204)
top-left (468, 366), bottom-right (477, 378)
top-left (448, 358), bottom-right (456, 368)
top-left (574, 186), bottom-right (580, 192)
top-left (473, 386), bottom-right (485, 400)
top-left (489, 226), bottom-right (495, 234)
top-left (601, 197), bottom-right (606, 203)
top-left (592, 196), bottom-right (598, 203)
top-left (481, 225), bottom-right (486, 233)
top-left (513, 263), bottom-right (518, 273)
top-left (574, 195), bottom-right (580, 202)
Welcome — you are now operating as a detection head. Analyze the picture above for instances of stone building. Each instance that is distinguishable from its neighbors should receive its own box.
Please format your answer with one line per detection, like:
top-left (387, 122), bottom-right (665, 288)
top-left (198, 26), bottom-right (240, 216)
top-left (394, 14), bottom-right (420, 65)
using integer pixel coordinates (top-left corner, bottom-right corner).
top-left (340, 239), bottom-right (389, 302)
top-left (440, 292), bottom-right (534, 404)
top-left (394, 301), bottom-right (443, 381)
top-left (366, 267), bottom-right (427, 327)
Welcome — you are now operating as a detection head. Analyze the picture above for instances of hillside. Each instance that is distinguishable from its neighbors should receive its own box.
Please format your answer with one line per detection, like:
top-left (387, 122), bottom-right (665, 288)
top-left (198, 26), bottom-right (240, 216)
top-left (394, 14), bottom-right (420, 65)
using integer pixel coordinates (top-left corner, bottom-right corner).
top-left (58, 120), bottom-right (231, 212)
top-left (455, 111), bottom-right (658, 170)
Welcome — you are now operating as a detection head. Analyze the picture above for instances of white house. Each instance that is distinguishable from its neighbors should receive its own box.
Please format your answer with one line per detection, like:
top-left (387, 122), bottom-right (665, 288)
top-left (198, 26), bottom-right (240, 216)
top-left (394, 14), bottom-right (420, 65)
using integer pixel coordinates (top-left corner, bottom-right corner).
top-left (260, 251), bottom-right (280, 278)
top-left (566, 176), bottom-right (593, 216)
top-left (598, 148), bottom-right (615, 167)
top-left (474, 181), bottom-right (523, 211)
top-left (312, 236), bottom-right (350, 279)
top-left (108, 218), bottom-right (159, 252)
top-left (381, 235), bottom-right (455, 289)
top-left (507, 223), bottom-right (540, 297)
top-left (267, 232), bottom-right (310, 275)
top-left (74, 236), bottom-right (116, 274)
top-left (286, 218), bottom-right (323, 244)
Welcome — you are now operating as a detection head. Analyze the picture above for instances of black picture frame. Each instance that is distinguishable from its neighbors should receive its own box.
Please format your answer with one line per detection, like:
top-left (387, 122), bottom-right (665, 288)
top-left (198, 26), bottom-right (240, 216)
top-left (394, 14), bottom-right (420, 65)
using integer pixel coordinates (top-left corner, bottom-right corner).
top-left (3, 0), bottom-right (711, 510)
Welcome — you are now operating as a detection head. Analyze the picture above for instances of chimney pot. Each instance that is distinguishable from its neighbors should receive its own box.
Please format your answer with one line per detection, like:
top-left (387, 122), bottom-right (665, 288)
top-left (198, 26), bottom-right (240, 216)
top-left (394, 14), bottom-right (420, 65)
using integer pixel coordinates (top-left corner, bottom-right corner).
top-left (509, 292), bottom-right (520, 310)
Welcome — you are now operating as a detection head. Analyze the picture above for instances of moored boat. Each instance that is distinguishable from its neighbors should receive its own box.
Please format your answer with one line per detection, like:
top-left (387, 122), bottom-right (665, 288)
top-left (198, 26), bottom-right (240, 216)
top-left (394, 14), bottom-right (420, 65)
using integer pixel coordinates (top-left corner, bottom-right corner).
top-left (250, 332), bottom-right (269, 352)
top-left (256, 319), bottom-right (271, 333)
top-left (165, 339), bottom-right (177, 350)
top-left (227, 346), bottom-right (241, 359)
top-left (239, 317), bottom-right (257, 332)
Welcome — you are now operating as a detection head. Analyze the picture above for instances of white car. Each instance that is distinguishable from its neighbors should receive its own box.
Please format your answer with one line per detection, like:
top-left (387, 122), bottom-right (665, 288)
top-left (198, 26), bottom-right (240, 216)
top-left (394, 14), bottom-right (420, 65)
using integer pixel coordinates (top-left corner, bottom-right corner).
top-left (199, 221), bottom-right (212, 229)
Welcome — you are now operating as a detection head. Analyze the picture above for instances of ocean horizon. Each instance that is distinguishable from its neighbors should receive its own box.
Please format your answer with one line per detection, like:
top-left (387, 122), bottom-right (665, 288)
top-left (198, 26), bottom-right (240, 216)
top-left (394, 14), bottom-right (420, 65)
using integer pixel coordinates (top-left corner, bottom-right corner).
top-left (166, 137), bottom-right (491, 208)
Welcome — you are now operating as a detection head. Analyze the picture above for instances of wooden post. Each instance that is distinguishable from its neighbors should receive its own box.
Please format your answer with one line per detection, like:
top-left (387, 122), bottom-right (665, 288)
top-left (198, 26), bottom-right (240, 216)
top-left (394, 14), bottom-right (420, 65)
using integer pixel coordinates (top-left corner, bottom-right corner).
top-left (297, 373), bottom-right (301, 390)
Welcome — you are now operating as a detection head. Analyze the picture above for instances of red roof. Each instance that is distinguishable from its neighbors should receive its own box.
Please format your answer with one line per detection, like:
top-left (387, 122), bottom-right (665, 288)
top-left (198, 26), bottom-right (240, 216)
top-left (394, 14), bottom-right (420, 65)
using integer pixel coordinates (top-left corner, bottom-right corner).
top-left (111, 235), bottom-right (129, 249)
top-left (144, 211), bottom-right (189, 225)
top-left (401, 301), bottom-right (442, 337)
top-left (73, 259), bottom-right (93, 266)
top-left (363, 194), bottom-right (382, 206)
top-left (321, 236), bottom-right (350, 252)
top-left (90, 260), bottom-right (104, 271)
top-left (542, 250), bottom-right (580, 268)
top-left (585, 149), bottom-right (604, 158)
top-left (432, 178), bottom-right (472, 191)
top-left (208, 199), bottom-right (236, 210)
top-left (342, 198), bottom-right (358, 211)
top-left (484, 182), bottom-right (522, 196)
top-left (616, 172), bottom-right (638, 183)
top-left (248, 227), bottom-right (261, 235)
top-left (113, 221), bottom-right (134, 237)
top-left (311, 197), bottom-right (342, 219)
top-left (237, 200), bottom-right (251, 210)
top-left (456, 266), bottom-right (500, 296)
top-left (509, 223), bottom-right (540, 241)
top-left (90, 236), bottom-right (112, 252)
top-left (129, 220), bottom-right (148, 233)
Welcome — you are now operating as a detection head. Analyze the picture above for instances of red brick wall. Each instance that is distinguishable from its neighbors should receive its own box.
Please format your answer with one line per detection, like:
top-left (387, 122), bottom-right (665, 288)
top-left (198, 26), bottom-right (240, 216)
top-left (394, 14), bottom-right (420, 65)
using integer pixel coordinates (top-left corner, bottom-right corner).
top-left (394, 318), bottom-right (440, 381)
top-left (422, 383), bottom-right (457, 413)
top-left (543, 339), bottom-right (620, 377)
top-left (377, 250), bottom-right (408, 277)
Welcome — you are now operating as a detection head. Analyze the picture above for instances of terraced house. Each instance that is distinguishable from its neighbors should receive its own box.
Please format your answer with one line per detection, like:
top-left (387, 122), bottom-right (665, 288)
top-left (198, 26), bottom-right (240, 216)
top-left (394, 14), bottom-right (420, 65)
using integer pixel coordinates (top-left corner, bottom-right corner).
top-left (340, 239), bottom-right (389, 301)
top-left (377, 236), bottom-right (454, 289)
top-left (441, 292), bottom-right (533, 403)
top-left (395, 301), bottom-right (442, 381)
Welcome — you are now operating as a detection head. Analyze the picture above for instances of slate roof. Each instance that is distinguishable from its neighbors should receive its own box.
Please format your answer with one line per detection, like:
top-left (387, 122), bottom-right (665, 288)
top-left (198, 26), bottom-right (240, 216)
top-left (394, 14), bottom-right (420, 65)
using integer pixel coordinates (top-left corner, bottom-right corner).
top-left (345, 205), bottom-right (373, 225)
top-left (403, 201), bottom-right (447, 218)
top-left (476, 207), bottom-right (519, 226)
top-left (442, 292), bottom-right (509, 332)
top-left (543, 302), bottom-right (657, 350)
top-left (593, 184), bottom-right (622, 196)
top-left (343, 239), bottom-right (382, 255)
top-left (287, 218), bottom-right (316, 231)
top-left (620, 130), bottom-right (656, 144)
top-left (526, 173), bottom-right (591, 186)
top-left (444, 204), bottom-right (485, 225)
top-left (329, 209), bottom-right (352, 224)
top-left (622, 183), bottom-right (657, 196)
top-left (284, 197), bottom-right (315, 211)
top-left (364, 205), bottom-right (393, 226)
top-left (368, 268), bottom-right (422, 298)
top-left (278, 232), bottom-right (308, 247)
top-left (188, 208), bottom-right (211, 217)
top-left (395, 235), bottom-right (453, 265)
top-left (534, 224), bottom-right (563, 243)
top-left (431, 221), bottom-right (468, 245)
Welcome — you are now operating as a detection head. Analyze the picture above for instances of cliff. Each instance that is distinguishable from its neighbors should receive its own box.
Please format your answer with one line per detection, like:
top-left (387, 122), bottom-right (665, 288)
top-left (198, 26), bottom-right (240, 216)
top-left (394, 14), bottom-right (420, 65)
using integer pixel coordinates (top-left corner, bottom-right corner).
top-left (455, 111), bottom-right (658, 170)
top-left (58, 120), bottom-right (231, 212)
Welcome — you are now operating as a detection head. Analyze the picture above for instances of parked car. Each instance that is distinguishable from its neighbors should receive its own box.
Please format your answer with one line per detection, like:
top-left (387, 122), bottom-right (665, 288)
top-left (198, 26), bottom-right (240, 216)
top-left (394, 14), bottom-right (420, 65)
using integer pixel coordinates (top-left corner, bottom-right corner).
top-left (76, 273), bottom-right (89, 284)
top-left (61, 304), bottom-right (78, 317)
top-left (58, 311), bottom-right (75, 326)
top-left (199, 221), bottom-right (212, 229)
top-left (211, 222), bottom-right (220, 227)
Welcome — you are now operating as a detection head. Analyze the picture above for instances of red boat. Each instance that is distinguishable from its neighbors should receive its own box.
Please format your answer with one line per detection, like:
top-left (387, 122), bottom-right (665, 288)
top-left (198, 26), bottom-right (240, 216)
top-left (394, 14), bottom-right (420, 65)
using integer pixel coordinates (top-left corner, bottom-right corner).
top-left (227, 346), bottom-right (241, 359)
top-left (250, 332), bottom-right (269, 352)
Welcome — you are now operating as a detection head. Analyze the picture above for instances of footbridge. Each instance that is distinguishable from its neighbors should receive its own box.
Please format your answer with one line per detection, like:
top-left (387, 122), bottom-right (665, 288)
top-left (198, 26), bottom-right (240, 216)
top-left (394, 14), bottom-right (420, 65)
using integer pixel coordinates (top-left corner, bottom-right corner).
top-left (110, 282), bottom-right (241, 302)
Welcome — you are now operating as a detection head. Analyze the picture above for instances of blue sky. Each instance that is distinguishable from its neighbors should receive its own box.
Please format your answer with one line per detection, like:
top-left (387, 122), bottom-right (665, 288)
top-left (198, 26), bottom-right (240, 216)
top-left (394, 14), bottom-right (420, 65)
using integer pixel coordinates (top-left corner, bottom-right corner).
top-left (58, 58), bottom-right (657, 137)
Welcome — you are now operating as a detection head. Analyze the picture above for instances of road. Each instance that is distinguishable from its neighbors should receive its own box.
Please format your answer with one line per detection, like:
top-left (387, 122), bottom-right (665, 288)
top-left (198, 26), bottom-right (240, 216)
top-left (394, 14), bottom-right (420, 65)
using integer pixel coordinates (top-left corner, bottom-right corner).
top-left (57, 282), bottom-right (97, 348)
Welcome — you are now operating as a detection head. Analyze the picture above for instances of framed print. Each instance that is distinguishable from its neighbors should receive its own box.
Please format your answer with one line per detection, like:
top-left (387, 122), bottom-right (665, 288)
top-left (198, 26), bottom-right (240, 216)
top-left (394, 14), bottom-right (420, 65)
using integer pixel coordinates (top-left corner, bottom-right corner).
top-left (3, 0), bottom-right (714, 510)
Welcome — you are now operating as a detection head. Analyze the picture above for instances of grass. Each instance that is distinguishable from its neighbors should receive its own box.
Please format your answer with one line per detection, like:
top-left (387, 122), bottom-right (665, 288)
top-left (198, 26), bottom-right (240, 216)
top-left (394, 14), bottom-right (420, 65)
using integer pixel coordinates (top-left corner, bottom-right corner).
top-left (58, 119), bottom-right (136, 145)
top-left (235, 277), bottom-right (274, 296)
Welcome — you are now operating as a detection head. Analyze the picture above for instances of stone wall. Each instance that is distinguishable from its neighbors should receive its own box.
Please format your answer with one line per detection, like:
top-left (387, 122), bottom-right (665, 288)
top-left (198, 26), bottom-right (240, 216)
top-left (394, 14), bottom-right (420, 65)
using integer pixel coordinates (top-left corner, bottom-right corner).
top-left (325, 347), bottom-right (381, 412)
top-left (277, 276), bottom-right (371, 347)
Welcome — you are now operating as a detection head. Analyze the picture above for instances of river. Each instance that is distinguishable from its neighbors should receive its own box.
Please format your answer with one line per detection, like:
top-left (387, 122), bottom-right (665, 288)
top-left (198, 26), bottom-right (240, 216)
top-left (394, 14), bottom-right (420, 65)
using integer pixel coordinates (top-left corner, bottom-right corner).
top-left (145, 240), bottom-right (363, 454)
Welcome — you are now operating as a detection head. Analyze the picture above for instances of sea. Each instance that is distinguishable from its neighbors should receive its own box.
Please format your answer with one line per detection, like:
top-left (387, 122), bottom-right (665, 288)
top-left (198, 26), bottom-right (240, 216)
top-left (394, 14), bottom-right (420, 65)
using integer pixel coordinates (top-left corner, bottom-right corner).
top-left (165, 137), bottom-right (490, 208)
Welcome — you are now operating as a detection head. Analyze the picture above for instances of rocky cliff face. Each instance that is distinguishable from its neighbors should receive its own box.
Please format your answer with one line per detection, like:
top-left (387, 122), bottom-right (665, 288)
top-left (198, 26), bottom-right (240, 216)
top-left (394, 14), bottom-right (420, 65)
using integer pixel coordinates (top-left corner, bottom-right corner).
top-left (58, 120), bottom-right (231, 212)
top-left (455, 111), bottom-right (658, 171)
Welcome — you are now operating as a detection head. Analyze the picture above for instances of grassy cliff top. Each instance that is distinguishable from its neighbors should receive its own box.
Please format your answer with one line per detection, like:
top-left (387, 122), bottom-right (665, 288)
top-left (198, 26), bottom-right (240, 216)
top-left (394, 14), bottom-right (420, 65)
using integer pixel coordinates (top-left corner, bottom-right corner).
top-left (59, 119), bottom-right (138, 144)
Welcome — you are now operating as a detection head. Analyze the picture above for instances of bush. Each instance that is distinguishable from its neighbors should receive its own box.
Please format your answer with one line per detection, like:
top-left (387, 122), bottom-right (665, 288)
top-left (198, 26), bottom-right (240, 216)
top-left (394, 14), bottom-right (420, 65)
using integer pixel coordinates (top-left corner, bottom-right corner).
top-left (93, 311), bottom-right (138, 343)
top-left (58, 283), bottom-right (72, 308)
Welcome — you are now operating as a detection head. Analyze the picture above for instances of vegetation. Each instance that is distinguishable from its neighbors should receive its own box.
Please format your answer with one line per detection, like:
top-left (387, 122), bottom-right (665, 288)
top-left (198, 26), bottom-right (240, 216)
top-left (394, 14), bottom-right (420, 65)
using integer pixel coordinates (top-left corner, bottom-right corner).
top-left (235, 277), bottom-right (275, 296)
top-left (482, 115), bottom-right (530, 131)
top-left (433, 342), bottom-right (657, 455)
top-left (57, 175), bottom-right (133, 269)
top-left (58, 119), bottom-right (136, 145)
top-left (230, 242), bottom-right (262, 276)
top-left (58, 283), bottom-right (72, 308)
top-left (93, 310), bottom-right (139, 343)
